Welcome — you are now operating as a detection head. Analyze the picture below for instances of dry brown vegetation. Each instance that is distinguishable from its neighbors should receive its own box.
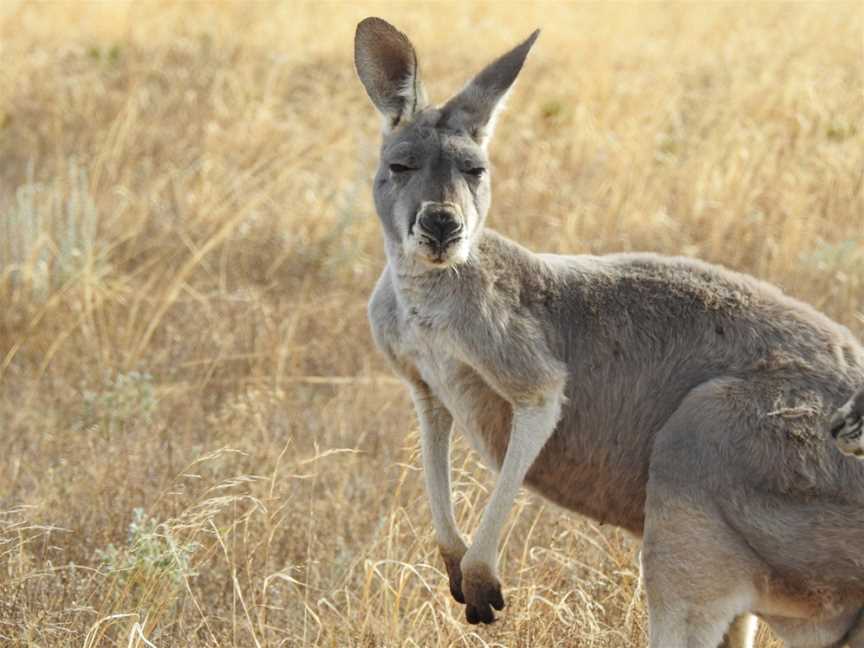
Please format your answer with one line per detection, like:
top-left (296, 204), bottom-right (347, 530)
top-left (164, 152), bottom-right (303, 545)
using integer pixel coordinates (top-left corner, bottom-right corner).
top-left (0, 1), bottom-right (862, 646)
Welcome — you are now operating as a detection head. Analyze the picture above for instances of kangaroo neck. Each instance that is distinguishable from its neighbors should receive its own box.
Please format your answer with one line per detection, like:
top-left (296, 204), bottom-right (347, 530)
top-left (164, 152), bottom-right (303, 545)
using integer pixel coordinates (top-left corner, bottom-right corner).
top-left (384, 237), bottom-right (485, 311)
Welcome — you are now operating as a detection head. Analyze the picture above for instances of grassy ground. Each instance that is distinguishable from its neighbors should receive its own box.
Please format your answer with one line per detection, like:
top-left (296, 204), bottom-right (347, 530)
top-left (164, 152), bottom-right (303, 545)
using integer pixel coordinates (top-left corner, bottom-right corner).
top-left (0, 1), bottom-right (862, 646)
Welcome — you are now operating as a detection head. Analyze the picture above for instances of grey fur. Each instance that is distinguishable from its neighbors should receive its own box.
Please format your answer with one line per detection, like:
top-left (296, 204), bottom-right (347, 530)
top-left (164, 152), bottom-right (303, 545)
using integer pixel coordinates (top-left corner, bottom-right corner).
top-left (355, 17), bottom-right (864, 647)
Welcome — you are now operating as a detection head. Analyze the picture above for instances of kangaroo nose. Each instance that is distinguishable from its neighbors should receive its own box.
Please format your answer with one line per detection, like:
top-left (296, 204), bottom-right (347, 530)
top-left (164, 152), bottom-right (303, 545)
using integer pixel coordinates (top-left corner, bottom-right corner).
top-left (419, 209), bottom-right (462, 243)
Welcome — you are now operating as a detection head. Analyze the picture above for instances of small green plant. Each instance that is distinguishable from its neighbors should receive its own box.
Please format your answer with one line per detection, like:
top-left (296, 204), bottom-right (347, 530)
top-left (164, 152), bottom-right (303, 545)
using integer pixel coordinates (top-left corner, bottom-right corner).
top-left (540, 98), bottom-right (566, 121)
top-left (826, 117), bottom-right (857, 142)
top-left (80, 371), bottom-right (157, 436)
top-left (800, 238), bottom-right (862, 270)
top-left (87, 43), bottom-right (123, 64)
top-left (95, 508), bottom-right (199, 585)
top-left (1, 159), bottom-right (107, 302)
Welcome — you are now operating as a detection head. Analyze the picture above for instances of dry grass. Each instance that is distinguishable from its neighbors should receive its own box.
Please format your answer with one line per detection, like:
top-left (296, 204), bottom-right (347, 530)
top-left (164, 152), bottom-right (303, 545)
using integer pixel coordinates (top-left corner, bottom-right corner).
top-left (0, 1), bottom-right (862, 646)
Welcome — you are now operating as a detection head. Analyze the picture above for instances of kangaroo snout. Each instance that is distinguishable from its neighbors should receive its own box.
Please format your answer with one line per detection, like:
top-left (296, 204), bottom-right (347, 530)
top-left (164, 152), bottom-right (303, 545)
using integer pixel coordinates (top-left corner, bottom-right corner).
top-left (417, 205), bottom-right (463, 244)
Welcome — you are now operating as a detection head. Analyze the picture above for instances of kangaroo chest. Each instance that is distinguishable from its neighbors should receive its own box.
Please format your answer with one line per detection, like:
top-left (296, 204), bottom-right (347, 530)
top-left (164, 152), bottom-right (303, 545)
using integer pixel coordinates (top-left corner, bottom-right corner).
top-left (398, 315), bottom-right (512, 470)
top-left (386, 292), bottom-right (648, 535)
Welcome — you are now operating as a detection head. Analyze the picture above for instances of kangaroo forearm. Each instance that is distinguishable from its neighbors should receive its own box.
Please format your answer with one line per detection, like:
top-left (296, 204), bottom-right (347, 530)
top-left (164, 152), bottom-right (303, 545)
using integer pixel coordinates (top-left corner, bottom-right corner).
top-left (464, 396), bottom-right (563, 566)
top-left (412, 387), bottom-right (464, 551)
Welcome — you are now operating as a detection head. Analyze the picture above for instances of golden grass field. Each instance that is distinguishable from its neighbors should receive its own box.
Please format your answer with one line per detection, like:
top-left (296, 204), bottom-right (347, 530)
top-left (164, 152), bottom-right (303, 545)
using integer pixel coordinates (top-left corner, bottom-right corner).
top-left (0, 1), bottom-right (862, 646)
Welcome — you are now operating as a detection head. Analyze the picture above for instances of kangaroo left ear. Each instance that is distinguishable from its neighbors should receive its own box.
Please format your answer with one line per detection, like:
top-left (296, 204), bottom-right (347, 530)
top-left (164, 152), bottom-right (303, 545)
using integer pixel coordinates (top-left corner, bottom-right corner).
top-left (443, 30), bottom-right (540, 147)
top-left (355, 17), bottom-right (428, 133)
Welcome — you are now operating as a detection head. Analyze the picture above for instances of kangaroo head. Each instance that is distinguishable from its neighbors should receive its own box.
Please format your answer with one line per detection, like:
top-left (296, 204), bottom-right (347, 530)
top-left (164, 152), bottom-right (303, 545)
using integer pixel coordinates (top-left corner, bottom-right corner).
top-left (355, 17), bottom-right (539, 270)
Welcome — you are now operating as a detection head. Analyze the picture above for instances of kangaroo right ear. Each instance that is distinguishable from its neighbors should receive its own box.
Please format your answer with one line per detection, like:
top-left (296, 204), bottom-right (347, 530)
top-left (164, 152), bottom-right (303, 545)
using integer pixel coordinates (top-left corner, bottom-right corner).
top-left (355, 18), bottom-right (428, 133)
top-left (443, 29), bottom-right (539, 147)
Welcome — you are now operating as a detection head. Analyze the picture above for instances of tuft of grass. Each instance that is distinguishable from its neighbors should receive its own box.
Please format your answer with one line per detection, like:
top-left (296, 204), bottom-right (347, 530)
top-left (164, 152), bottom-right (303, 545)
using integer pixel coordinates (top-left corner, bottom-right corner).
top-left (95, 507), bottom-right (199, 585)
top-left (79, 371), bottom-right (157, 438)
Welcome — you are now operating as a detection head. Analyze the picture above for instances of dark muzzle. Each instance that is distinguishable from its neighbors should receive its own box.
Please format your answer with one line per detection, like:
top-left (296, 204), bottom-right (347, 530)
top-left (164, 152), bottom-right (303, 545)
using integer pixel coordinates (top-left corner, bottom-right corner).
top-left (418, 208), bottom-right (463, 245)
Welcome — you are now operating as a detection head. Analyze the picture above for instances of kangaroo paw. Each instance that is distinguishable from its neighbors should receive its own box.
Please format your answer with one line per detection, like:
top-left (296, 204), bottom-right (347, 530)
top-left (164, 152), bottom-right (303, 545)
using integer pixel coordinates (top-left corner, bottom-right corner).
top-left (462, 563), bottom-right (505, 625)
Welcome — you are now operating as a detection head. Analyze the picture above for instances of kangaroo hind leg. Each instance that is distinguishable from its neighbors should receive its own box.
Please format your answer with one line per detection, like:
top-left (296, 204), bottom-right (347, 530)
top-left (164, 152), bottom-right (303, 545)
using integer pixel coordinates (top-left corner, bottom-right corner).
top-left (643, 378), bottom-right (769, 648)
top-left (641, 488), bottom-right (759, 648)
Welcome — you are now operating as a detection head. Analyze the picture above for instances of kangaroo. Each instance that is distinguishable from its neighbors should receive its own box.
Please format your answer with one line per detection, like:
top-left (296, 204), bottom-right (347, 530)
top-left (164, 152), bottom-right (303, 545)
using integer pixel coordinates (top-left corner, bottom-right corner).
top-left (354, 17), bottom-right (864, 647)
top-left (832, 389), bottom-right (864, 458)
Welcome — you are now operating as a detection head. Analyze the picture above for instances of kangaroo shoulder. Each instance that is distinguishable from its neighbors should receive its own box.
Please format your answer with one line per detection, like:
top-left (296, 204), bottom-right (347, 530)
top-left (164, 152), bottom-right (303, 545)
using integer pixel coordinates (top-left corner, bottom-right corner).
top-left (368, 268), bottom-right (401, 348)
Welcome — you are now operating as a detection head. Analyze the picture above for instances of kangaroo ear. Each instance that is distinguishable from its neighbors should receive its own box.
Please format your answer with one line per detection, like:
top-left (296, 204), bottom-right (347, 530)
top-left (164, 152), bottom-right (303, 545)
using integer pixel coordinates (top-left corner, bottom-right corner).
top-left (355, 17), bottom-right (428, 132)
top-left (443, 30), bottom-right (540, 147)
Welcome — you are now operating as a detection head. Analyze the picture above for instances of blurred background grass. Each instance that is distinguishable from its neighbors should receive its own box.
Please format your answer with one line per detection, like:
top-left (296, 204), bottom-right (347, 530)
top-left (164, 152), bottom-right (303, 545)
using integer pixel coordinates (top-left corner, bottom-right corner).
top-left (0, 1), bottom-right (861, 646)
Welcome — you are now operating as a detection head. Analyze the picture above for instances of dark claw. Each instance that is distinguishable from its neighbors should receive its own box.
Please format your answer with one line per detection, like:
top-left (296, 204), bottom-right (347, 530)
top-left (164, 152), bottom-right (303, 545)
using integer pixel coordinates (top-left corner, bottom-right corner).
top-left (490, 586), bottom-right (505, 611)
top-left (440, 549), bottom-right (466, 604)
top-left (466, 603), bottom-right (495, 624)
top-left (466, 605), bottom-right (479, 624)
top-left (449, 577), bottom-right (466, 604)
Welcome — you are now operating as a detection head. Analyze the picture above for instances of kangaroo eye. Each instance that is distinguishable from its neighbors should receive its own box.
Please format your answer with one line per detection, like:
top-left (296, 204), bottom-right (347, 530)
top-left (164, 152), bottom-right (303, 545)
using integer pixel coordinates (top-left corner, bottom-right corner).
top-left (389, 164), bottom-right (415, 174)
top-left (464, 167), bottom-right (486, 177)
